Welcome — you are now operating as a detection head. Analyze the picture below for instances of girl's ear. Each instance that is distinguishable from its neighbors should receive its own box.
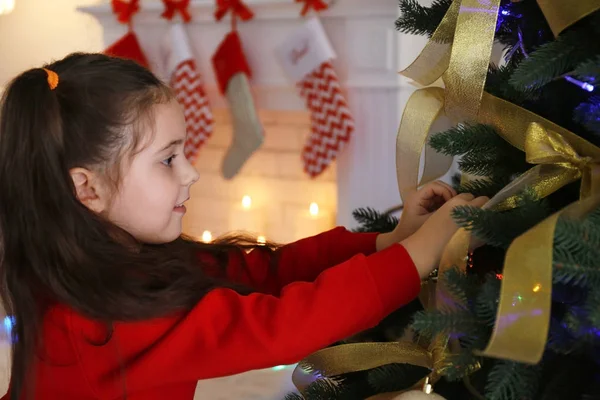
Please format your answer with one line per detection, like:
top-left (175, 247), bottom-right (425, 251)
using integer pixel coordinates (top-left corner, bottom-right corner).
top-left (69, 167), bottom-right (109, 214)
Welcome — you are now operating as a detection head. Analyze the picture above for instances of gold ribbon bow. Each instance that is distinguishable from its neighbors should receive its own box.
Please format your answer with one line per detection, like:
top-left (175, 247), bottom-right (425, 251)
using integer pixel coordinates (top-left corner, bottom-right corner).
top-left (525, 123), bottom-right (600, 199)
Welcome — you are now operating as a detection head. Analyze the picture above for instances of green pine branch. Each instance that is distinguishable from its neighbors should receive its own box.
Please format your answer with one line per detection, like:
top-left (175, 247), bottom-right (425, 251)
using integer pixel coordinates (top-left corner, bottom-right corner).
top-left (367, 363), bottom-right (429, 393)
top-left (573, 55), bottom-right (600, 83)
top-left (459, 153), bottom-right (520, 178)
top-left (351, 207), bottom-right (398, 234)
top-left (429, 124), bottom-right (528, 178)
top-left (552, 207), bottom-right (600, 287)
top-left (574, 96), bottom-right (600, 135)
top-left (284, 394), bottom-right (304, 400)
top-left (412, 309), bottom-right (481, 339)
top-left (302, 378), bottom-right (344, 400)
top-left (451, 191), bottom-right (550, 248)
top-left (509, 21), bottom-right (596, 92)
top-left (457, 177), bottom-right (513, 198)
top-left (586, 288), bottom-right (600, 328)
top-left (486, 63), bottom-right (538, 104)
top-left (547, 317), bottom-right (576, 355)
top-left (440, 266), bottom-right (479, 307)
top-left (395, 0), bottom-right (452, 38)
top-left (485, 361), bottom-right (540, 400)
top-left (429, 124), bottom-right (505, 156)
top-left (474, 276), bottom-right (501, 327)
top-left (443, 335), bottom-right (487, 381)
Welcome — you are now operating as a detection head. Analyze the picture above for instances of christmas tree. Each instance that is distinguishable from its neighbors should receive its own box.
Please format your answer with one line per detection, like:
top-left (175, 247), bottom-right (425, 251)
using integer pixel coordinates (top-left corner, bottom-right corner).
top-left (285, 1), bottom-right (600, 399)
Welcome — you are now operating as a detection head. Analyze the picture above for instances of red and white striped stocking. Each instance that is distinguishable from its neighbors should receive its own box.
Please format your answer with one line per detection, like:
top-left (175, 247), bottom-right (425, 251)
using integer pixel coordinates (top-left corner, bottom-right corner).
top-left (159, 23), bottom-right (214, 163)
top-left (276, 17), bottom-right (354, 178)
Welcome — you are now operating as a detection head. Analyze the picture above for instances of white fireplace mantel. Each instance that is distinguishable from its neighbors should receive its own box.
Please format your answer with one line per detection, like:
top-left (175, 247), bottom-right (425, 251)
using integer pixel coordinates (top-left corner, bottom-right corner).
top-left (79, 0), bottom-right (417, 228)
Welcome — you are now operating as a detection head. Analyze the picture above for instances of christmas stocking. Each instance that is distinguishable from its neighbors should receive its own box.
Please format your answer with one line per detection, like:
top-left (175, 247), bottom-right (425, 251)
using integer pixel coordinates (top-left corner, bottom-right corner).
top-left (212, 31), bottom-right (264, 180)
top-left (104, 31), bottom-right (149, 69)
top-left (275, 17), bottom-right (355, 178)
top-left (158, 23), bottom-right (214, 163)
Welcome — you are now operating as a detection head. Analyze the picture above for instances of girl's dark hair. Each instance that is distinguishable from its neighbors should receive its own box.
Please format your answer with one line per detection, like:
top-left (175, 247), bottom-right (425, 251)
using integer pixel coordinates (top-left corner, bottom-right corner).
top-left (0, 52), bottom-right (269, 399)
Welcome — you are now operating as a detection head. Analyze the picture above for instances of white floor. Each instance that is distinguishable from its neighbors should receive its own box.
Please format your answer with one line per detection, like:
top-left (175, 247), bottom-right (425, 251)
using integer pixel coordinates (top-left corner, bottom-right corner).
top-left (0, 341), bottom-right (297, 399)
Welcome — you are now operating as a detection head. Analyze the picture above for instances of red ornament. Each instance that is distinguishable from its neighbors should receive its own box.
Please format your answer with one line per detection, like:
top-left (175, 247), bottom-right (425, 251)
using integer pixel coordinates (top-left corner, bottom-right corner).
top-left (161, 0), bottom-right (192, 23)
top-left (296, 0), bottom-right (328, 16)
top-left (111, 0), bottom-right (140, 24)
top-left (214, 0), bottom-right (254, 22)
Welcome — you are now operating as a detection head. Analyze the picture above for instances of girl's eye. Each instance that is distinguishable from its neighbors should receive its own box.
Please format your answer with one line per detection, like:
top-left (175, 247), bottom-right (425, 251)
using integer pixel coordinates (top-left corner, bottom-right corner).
top-left (161, 155), bottom-right (177, 167)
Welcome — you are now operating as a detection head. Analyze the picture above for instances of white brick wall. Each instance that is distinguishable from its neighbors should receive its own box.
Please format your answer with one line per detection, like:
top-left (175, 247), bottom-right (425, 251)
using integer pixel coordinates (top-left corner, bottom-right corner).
top-left (183, 109), bottom-right (337, 244)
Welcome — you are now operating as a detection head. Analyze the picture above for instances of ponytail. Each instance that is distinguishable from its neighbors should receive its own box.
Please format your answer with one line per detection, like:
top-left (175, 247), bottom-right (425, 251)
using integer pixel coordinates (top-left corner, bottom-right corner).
top-left (0, 67), bottom-right (68, 399)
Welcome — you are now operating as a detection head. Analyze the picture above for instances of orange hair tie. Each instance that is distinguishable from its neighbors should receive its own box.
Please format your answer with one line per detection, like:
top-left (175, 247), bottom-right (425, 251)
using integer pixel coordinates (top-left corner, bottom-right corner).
top-left (42, 68), bottom-right (59, 90)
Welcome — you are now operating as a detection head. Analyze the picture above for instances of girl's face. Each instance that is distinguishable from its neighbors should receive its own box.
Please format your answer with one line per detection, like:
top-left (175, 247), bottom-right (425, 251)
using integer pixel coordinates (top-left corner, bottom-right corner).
top-left (106, 99), bottom-right (199, 243)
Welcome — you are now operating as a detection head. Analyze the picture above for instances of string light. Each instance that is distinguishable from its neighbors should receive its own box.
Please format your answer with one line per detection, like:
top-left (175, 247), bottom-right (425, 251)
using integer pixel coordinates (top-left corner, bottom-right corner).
top-left (257, 235), bottom-right (266, 245)
top-left (309, 202), bottom-right (319, 216)
top-left (0, 0), bottom-right (15, 15)
top-left (565, 76), bottom-right (595, 92)
top-left (3, 316), bottom-right (14, 336)
top-left (201, 230), bottom-right (212, 243)
top-left (241, 195), bottom-right (252, 209)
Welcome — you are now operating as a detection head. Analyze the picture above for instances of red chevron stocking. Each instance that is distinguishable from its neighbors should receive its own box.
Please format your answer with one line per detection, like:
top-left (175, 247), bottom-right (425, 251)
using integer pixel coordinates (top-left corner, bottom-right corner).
top-left (159, 23), bottom-right (214, 163)
top-left (275, 17), bottom-right (354, 178)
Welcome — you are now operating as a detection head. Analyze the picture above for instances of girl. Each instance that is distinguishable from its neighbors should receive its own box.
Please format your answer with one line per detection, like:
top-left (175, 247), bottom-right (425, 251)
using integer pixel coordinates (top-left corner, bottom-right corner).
top-left (0, 53), bottom-right (487, 399)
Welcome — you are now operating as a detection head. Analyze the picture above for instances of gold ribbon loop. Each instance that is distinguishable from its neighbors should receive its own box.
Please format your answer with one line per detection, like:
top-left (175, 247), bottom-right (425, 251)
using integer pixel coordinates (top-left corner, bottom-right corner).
top-left (536, 0), bottom-right (600, 37)
top-left (396, 87), bottom-right (453, 202)
top-left (443, 0), bottom-right (501, 122)
top-left (400, 0), bottom-right (460, 86)
top-left (291, 342), bottom-right (434, 394)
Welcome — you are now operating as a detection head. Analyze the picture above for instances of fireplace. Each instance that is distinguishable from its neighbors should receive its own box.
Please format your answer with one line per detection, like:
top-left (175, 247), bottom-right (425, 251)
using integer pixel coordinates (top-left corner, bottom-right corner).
top-left (80, 0), bottom-right (415, 243)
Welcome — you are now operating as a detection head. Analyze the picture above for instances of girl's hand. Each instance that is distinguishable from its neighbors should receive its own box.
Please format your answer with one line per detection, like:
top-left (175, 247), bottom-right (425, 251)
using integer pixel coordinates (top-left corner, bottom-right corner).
top-left (401, 193), bottom-right (489, 279)
top-left (376, 181), bottom-right (457, 251)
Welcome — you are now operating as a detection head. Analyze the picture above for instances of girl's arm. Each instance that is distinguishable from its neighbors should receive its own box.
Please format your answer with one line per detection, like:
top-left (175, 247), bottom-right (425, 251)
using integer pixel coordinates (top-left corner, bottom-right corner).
top-left (224, 227), bottom-right (381, 294)
top-left (222, 180), bottom-right (460, 295)
top-left (67, 244), bottom-right (420, 397)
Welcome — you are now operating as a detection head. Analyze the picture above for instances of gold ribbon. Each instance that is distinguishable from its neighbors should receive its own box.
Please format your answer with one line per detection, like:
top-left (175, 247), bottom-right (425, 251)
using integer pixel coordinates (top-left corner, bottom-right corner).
top-left (395, 87), bottom-right (453, 201)
top-left (292, 342), bottom-right (433, 394)
top-left (473, 94), bottom-right (600, 210)
top-left (536, 0), bottom-right (600, 37)
top-left (400, 0), bottom-right (501, 123)
top-left (291, 0), bottom-right (600, 396)
top-left (475, 194), bottom-right (600, 363)
top-left (525, 123), bottom-right (600, 198)
top-left (443, 0), bottom-right (500, 122)
top-left (396, 0), bottom-right (600, 367)
top-left (291, 281), bottom-right (451, 396)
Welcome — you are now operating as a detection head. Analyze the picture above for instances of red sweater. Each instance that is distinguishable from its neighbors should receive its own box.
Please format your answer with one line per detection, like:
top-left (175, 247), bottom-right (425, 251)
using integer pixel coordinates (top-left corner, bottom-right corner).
top-left (2, 227), bottom-right (420, 399)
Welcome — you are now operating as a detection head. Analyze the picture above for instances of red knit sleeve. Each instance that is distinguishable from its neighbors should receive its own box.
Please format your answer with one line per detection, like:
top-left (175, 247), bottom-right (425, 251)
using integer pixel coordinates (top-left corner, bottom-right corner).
top-left (225, 227), bottom-right (379, 294)
top-left (69, 244), bottom-right (420, 398)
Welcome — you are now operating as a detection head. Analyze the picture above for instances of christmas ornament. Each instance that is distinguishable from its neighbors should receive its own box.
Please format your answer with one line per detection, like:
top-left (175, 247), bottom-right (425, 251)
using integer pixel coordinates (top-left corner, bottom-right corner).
top-left (275, 17), bottom-right (354, 178)
top-left (158, 23), bottom-right (214, 163)
top-left (212, 31), bottom-right (264, 179)
top-left (390, 390), bottom-right (446, 400)
top-left (104, 31), bottom-right (149, 68)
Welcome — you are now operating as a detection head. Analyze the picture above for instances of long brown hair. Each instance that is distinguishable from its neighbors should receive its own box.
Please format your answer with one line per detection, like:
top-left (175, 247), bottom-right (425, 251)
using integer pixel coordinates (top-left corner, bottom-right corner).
top-left (0, 52), bottom-right (270, 399)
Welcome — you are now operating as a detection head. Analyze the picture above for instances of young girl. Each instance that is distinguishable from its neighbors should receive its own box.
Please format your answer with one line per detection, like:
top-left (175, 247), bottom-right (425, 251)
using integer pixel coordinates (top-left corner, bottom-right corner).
top-left (0, 53), bottom-right (487, 399)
